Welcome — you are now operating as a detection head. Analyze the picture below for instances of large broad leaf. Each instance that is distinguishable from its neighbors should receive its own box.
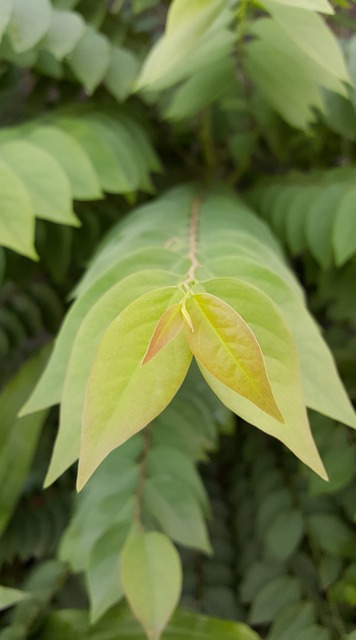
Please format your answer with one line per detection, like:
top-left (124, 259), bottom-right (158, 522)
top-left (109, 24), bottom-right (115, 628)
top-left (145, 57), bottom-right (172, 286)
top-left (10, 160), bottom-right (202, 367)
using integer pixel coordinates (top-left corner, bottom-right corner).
top-left (44, 271), bottom-right (178, 487)
top-left (7, 0), bottom-right (52, 53)
top-left (184, 293), bottom-right (283, 422)
top-left (121, 531), bottom-right (182, 640)
top-left (265, 0), bottom-right (333, 12)
top-left (79, 286), bottom-right (192, 489)
top-left (199, 278), bottom-right (326, 479)
top-left (0, 157), bottom-right (37, 259)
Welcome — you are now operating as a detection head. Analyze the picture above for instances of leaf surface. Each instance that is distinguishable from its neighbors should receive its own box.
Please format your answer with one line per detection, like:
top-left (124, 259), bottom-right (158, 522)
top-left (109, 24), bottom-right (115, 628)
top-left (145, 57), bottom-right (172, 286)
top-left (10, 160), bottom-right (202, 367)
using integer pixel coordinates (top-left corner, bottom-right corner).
top-left (0, 158), bottom-right (37, 259)
top-left (121, 531), bottom-right (182, 640)
top-left (7, 0), bottom-right (52, 53)
top-left (184, 293), bottom-right (283, 422)
top-left (79, 286), bottom-right (192, 488)
top-left (142, 304), bottom-right (184, 364)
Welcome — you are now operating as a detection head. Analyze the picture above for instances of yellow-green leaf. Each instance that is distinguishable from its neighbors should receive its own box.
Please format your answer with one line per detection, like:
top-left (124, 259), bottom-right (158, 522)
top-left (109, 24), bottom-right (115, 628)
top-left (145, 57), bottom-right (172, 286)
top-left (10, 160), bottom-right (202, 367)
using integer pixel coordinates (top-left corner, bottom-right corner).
top-left (121, 531), bottom-right (182, 640)
top-left (79, 287), bottom-right (192, 489)
top-left (184, 293), bottom-right (284, 422)
top-left (142, 304), bottom-right (184, 365)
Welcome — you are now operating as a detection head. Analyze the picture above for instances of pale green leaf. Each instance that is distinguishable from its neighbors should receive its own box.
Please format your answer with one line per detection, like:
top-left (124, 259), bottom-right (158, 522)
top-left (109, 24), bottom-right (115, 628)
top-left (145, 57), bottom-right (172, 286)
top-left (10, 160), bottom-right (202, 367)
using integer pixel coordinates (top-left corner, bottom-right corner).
top-left (67, 27), bottom-right (110, 94)
top-left (40, 9), bottom-right (85, 60)
top-left (136, 0), bottom-right (230, 91)
top-left (121, 531), bottom-right (182, 640)
top-left (7, 0), bottom-right (52, 53)
top-left (261, 2), bottom-right (349, 82)
top-left (0, 157), bottom-right (37, 259)
top-left (199, 278), bottom-right (327, 479)
top-left (79, 285), bottom-right (192, 488)
top-left (45, 271), bottom-right (178, 487)
top-left (264, 0), bottom-right (333, 12)
top-left (333, 186), bottom-right (356, 265)
top-left (0, 0), bottom-right (12, 40)
top-left (88, 523), bottom-right (131, 623)
top-left (305, 184), bottom-right (341, 268)
top-left (26, 126), bottom-right (102, 200)
top-left (143, 475), bottom-right (211, 553)
top-left (104, 47), bottom-right (140, 102)
top-left (0, 140), bottom-right (79, 226)
top-left (0, 586), bottom-right (28, 611)
top-left (184, 293), bottom-right (283, 422)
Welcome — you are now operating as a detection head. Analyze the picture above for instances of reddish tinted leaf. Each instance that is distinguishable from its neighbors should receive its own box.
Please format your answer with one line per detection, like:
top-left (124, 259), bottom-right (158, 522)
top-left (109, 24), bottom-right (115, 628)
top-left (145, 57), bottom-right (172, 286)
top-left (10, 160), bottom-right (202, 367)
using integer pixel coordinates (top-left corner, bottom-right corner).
top-left (142, 304), bottom-right (184, 365)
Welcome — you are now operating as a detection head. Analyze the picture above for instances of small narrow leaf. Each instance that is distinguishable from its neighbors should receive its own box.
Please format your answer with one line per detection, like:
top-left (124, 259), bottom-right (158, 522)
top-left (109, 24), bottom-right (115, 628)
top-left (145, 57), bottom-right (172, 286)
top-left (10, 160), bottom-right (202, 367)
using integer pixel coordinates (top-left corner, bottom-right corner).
top-left (120, 531), bottom-right (182, 640)
top-left (142, 304), bottom-right (184, 364)
top-left (184, 293), bottom-right (284, 422)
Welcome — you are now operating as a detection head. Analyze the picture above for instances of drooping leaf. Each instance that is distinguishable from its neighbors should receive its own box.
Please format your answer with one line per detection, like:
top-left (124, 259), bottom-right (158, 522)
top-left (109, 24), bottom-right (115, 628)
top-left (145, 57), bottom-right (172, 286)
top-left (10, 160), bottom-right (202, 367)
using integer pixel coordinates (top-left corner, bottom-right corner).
top-left (248, 576), bottom-right (302, 625)
top-left (79, 286), bottom-right (192, 489)
top-left (333, 186), bottom-right (356, 265)
top-left (0, 0), bottom-right (12, 40)
top-left (121, 531), bottom-right (182, 640)
top-left (184, 293), bottom-right (283, 422)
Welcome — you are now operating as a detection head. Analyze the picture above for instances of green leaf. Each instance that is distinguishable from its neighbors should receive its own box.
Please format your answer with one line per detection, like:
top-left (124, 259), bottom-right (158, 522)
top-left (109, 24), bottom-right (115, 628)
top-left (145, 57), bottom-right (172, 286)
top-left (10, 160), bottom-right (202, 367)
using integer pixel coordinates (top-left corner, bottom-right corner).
top-left (199, 278), bottom-right (327, 479)
top-left (264, 0), bottom-right (333, 12)
top-left (143, 475), bottom-right (211, 553)
top-left (248, 576), bottom-right (302, 625)
top-left (0, 346), bottom-right (50, 536)
top-left (104, 47), bottom-right (140, 102)
top-left (0, 157), bottom-right (37, 259)
top-left (0, 0), bottom-right (12, 40)
top-left (136, 0), bottom-right (231, 91)
top-left (67, 27), bottom-right (111, 94)
top-left (79, 286), bottom-right (192, 489)
top-left (87, 522), bottom-right (131, 623)
top-left (0, 140), bottom-right (79, 226)
top-left (142, 304), bottom-right (184, 364)
top-left (26, 126), bottom-right (102, 200)
top-left (308, 514), bottom-right (355, 557)
top-left (268, 602), bottom-right (316, 640)
top-left (121, 531), bottom-right (182, 640)
top-left (264, 509), bottom-right (304, 561)
top-left (305, 184), bottom-right (341, 268)
top-left (333, 186), bottom-right (356, 265)
top-left (261, 2), bottom-right (349, 82)
top-left (0, 586), bottom-right (28, 611)
top-left (7, 0), bottom-right (52, 53)
top-left (184, 293), bottom-right (284, 422)
top-left (45, 270), bottom-right (178, 487)
top-left (40, 9), bottom-right (85, 60)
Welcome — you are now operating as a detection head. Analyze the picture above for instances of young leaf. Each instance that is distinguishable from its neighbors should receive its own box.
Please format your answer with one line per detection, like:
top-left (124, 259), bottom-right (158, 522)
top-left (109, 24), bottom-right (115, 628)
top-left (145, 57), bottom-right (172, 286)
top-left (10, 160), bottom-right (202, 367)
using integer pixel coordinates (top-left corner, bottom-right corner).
top-left (121, 531), bottom-right (182, 640)
top-left (78, 286), bottom-right (192, 489)
top-left (184, 293), bottom-right (284, 422)
top-left (142, 304), bottom-right (184, 364)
